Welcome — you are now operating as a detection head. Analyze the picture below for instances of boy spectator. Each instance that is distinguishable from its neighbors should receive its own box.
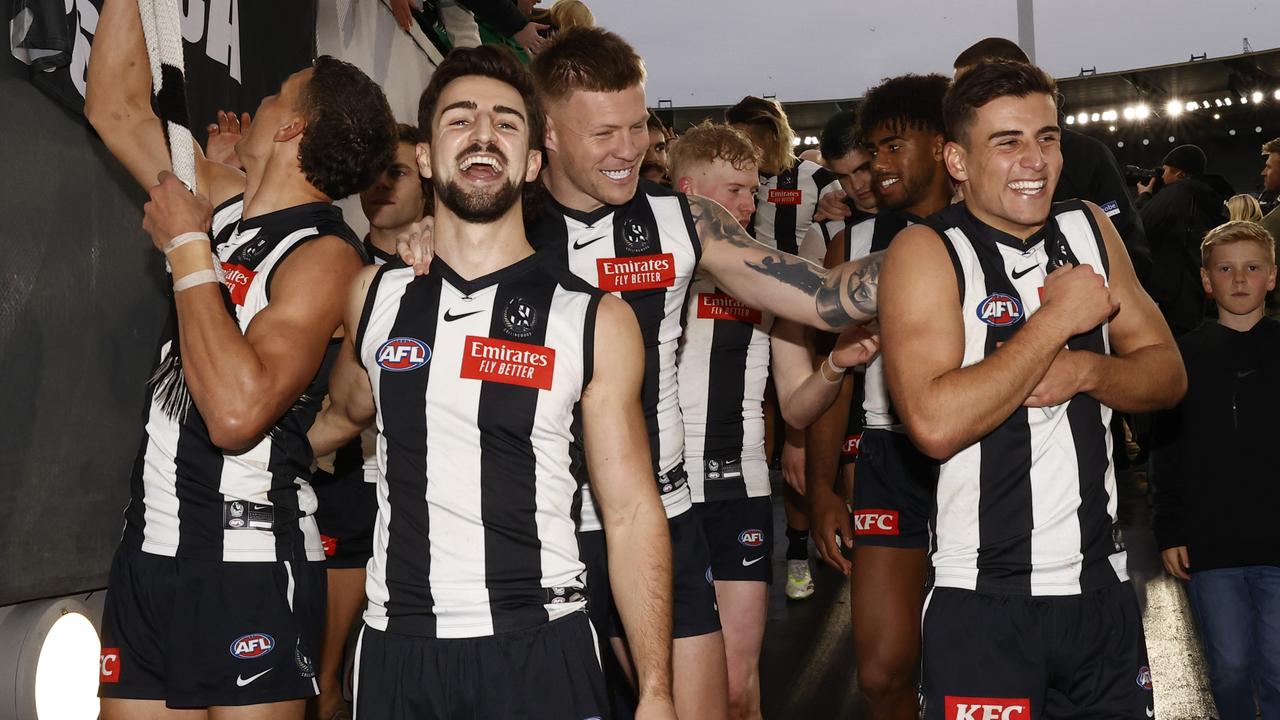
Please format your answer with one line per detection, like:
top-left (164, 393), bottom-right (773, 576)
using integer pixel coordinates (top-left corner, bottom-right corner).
top-left (1153, 220), bottom-right (1280, 720)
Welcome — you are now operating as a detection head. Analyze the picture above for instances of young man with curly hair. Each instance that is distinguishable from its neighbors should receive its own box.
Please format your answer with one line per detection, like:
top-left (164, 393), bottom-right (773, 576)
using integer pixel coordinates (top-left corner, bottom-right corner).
top-left (86, 0), bottom-right (397, 717)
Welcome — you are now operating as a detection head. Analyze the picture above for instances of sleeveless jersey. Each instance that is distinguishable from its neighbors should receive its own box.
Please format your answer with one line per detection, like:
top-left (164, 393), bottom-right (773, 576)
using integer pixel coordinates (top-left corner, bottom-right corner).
top-left (677, 272), bottom-right (774, 502)
top-left (358, 253), bottom-right (600, 638)
top-left (798, 200), bottom-right (874, 263)
top-left (123, 195), bottom-right (362, 562)
top-left (530, 179), bottom-right (702, 530)
top-left (926, 200), bottom-right (1125, 596)
top-left (845, 212), bottom-right (917, 430)
top-left (750, 158), bottom-right (839, 257)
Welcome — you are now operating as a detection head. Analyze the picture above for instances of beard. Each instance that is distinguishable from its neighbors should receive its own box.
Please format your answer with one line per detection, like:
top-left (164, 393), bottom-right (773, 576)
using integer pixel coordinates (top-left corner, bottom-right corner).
top-left (434, 174), bottom-right (522, 223)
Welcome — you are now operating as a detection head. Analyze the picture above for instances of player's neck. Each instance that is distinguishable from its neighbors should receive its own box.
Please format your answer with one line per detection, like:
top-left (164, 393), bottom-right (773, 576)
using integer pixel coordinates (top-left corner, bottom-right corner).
top-left (903, 173), bottom-right (953, 219)
top-left (242, 162), bottom-right (329, 220)
top-left (542, 162), bottom-right (609, 214)
top-left (368, 222), bottom-right (414, 257)
top-left (432, 206), bottom-right (533, 280)
top-left (1217, 304), bottom-right (1265, 332)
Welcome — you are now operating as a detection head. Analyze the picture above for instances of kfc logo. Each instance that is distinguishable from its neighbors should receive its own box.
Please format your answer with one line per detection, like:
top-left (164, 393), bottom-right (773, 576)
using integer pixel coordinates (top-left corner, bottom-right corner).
top-left (842, 433), bottom-right (862, 459)
top-left (945, 697), bottom-right (1031, 720)
top-left (100, 648), bottom-right (121, 683)
top-left (853, 510), bottom-right (899, 536)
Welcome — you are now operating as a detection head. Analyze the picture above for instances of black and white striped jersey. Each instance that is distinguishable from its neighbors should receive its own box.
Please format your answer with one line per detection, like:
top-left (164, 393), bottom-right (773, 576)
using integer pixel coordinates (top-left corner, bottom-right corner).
top-left (751, 159), bottom-right (839, 258)
top-left (530, 180), bottom-right (702, 530)
top-left (798, 200), bottom-right (874, 263)
top-left (357, 253), bottom-right (601, 638)
top-left (845, 212), bottom-right (917, 431)
top-left (677, 273), bottom-right (774, 502)
top-left (315, 236), bottom-right (395, 485)
top-left (122, 195), bottom-right (363, 562)
top-left (926, 200), bottom-right (1125, 596)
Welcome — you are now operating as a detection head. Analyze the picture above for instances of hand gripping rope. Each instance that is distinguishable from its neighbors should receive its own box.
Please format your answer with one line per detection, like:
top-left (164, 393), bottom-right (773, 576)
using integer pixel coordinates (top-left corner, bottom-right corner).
top-left (136, 0), bottom-right (197, 192)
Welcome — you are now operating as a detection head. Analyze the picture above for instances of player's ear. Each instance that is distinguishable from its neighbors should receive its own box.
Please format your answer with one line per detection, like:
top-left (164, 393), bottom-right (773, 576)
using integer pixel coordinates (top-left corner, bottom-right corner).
top-left (416, 142), bottom-right (432, 180)
top-left (274, 116), bottom-right (305, 143)
top-left (543, 113), bottom-right (559, 154)
top-left (933, 132), bottom-right (946, 161)
top-left (1200, 266), bottom-right (1213, 296)
top-left (675, 176), bottom-right (693, 194)
top-left (944, 141), bottom-right (968, 183)
top-left (525, 147), bottom-right (543, 182)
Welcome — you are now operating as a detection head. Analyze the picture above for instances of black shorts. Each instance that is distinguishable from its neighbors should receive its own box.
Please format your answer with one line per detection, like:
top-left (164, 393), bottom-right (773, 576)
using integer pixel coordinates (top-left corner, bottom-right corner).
top-left (579, 509), bottom-right (721, 641)
top-left (694, 496), bottom-right (774, 583)
top-left (99, 544), bottom-right (325, 707)
top-left (922, 582), bottom-right (1152, 720)
top-left (850, 429), bottom-right (936, 549)
top-left (354, 613), bottom-right (607, 720)
top-left (312, 468), bottom-right (377, 569)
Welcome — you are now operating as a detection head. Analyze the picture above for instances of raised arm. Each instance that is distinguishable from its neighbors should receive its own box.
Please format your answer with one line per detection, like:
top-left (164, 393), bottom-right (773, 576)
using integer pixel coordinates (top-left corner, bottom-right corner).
top-left (690, 195), bottom-right (881, 332)
top-left (581, 295), bottom-right (676, 717)
top-left (142, 174), bottom-right (364, 449)
top-left (86, 0), bottom-right (244, 204)
top-left (1023, 203), bottom-right (1185, 412)
top-left (879, 224), bottom-right (1117, 460)
top-left (308, 265), bottom-right (382, 457)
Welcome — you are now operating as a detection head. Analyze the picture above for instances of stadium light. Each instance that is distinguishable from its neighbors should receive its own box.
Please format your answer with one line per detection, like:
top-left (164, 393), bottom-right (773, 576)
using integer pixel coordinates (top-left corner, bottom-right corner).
top-left (1166, 100), bottom-right (1183, 117)
top-left (1225, 97), bottom-right (1234, 106)
top-left (1241, 97), bottom-right (1249, 105)
top-left (1214, 113), bottom-right (1221, 120)
top-left (0, 596), bottom-right (101, 720)
top-left (1253, 91), bottom-right (1264, 103)
top-left (1108, 125), bottom-right (1117, 132)
top-left (1076, 112), bottom-right (1089, 126)
top-left (792, 137), bottom-right (801, 146)
top-left (1064, 115), bottom-right (1075, 125)
top-left (1122, 106), bottom-right (1136, 121)
top-left (1185, 101), bottom-right (1199, 112)
top-left (1090, 112), bottom-right (1100, 122)
top-left (1274, 89), bottom-right (1280, 100)
top-left (1102, 109), bottom-right (1118, 122)
top-left (1135, 104), bottom-right (1151, 120)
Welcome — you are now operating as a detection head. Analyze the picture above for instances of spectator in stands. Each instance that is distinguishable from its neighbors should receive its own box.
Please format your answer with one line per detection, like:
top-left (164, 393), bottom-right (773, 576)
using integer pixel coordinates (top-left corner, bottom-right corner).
top-left (1259, 138), bottom-right (1280, 240)
top-left (392, 0), bottom-right (548, 57)
top-left (1226, 194), bottom-right (1263, 223)
top-left (1153, 220), bottom-right (1280, 720)
top-left (548, 0), bottom-right (594, 30)
top-left (1138, 144), bottom-right (1233, 336)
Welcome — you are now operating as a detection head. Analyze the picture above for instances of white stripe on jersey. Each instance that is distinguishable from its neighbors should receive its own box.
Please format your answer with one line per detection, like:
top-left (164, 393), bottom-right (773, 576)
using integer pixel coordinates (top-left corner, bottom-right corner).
top-left (847, 217), bottom-right (907, 431)
top-left (753, 159), bottom-right (839, 256)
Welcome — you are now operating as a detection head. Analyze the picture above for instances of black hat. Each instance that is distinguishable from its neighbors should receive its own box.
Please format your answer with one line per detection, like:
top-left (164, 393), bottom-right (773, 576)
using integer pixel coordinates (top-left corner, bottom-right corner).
top-left (1162, 144), bottom-right (1206, 175)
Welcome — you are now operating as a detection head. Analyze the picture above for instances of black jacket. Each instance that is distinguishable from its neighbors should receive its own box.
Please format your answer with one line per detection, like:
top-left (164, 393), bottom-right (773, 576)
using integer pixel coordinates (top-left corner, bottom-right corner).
top-left (1138, 174), bottom-right (1232, 335)
top-left (1057, 129), bottom-right (1152, 280)
top-left (1152, 318), bottom-right (1280, 572)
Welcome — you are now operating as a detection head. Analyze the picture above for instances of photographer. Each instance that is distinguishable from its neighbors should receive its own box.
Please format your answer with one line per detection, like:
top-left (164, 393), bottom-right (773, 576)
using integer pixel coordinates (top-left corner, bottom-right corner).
top-left (1137, 145), bottom-right (1233, 336)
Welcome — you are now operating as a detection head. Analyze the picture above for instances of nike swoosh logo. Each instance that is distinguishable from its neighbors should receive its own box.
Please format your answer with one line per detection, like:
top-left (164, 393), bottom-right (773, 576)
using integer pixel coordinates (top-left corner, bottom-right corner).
top-left (1012, 265), bottom-right (1038, 279)
top-left (1146, 707), bottom-right (1154, 718)
top-left (742, 556), bottom-right (764, 567)
top-left (572, 235), bottom-right (607, 250)
top-left (236, 668), bottom-right (272, 687)
top-left (443, 309), bottom-right (483, 322)
top-left (1238, 369), bottom-right (1257, 378)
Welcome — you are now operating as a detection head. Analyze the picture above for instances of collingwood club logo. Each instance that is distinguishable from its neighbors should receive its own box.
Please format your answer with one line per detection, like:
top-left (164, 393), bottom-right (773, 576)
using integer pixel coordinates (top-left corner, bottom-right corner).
top-left (503, 297), bottom-right (537, 338)
top-left (623, 219), bottom-right (650, 252)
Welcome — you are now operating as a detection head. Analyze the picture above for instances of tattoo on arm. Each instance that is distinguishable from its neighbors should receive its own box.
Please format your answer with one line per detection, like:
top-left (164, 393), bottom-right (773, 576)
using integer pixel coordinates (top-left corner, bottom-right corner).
top-left (688, 194), bottom-right (759, 249)
top-left (815, 253), bottom-right (882, 326)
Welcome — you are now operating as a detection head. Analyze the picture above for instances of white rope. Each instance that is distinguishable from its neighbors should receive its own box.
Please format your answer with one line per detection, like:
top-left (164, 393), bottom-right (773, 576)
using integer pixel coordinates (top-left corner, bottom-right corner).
top-left (136, 0), bottom-right (197, 192)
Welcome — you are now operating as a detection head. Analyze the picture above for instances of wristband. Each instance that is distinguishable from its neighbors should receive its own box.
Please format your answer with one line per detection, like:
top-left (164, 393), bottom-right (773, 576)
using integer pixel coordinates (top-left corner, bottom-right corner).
top-left (820, 354), bottom-right (847, 383)
top-left (163, 231), bottom-right (210, 255)
top-left (173, 268), bottom-right (220, 292)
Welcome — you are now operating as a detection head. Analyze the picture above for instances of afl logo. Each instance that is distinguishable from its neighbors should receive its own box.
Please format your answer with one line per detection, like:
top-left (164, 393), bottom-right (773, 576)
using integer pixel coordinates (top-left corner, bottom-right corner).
top-left (738, 529), bottom-right (764, 547)
top-left (377, 338), bottom-right (431, 372)
top-left (229, 633), bottom-right (275, 659)
top-left (976, 293), bottom-right (1023, 327)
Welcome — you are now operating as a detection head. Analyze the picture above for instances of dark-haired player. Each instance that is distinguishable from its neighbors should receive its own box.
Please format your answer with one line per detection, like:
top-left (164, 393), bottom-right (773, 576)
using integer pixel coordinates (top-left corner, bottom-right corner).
top-left (397, 27), bottom-right (884, 719)
top-left (86, 0), bottom-right (397, 717)
top-left (800, 109), bottom-right (878, 263)
top-left (879, 60), bottom-right (1184, 720)
top-left (310, 46), bottom-right (677, 720)
top-left (805, 73), bottom-right (953, 720)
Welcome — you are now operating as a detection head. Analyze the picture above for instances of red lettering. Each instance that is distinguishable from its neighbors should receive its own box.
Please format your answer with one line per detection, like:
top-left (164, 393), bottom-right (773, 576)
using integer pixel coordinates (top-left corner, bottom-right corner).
top-left (461, 336), bottom-right (556, 390)
top-left (842, 433), bottom-right (862, 458)
top-left (596, 254), bottom-right (676, 292)
top-left (852, 509), bottom-right (899, 536)
top-left (945, 697), bottom-right (1031, 720)
top-left (696, 293), bottom-right (763, 324)
top-left (768, 188), bottom-right (803, 205)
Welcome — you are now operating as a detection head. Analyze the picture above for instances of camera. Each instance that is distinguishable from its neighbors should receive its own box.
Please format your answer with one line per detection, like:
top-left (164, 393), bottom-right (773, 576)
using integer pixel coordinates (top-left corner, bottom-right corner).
top-left (1123, 165), bottom-right (1161, 186)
